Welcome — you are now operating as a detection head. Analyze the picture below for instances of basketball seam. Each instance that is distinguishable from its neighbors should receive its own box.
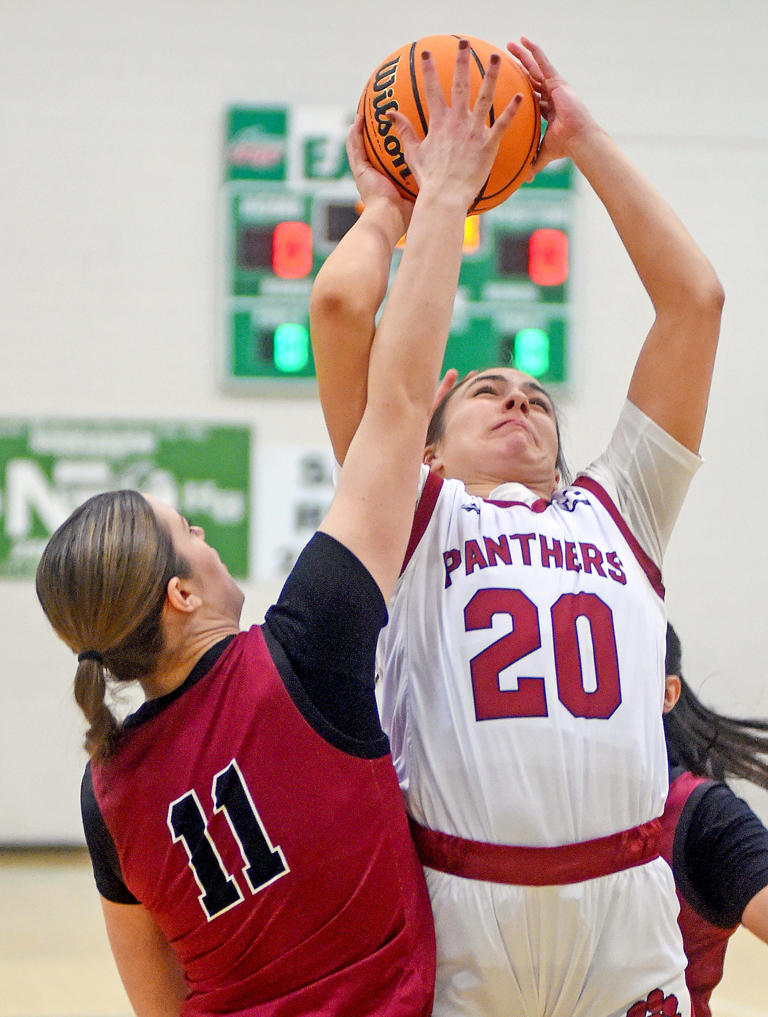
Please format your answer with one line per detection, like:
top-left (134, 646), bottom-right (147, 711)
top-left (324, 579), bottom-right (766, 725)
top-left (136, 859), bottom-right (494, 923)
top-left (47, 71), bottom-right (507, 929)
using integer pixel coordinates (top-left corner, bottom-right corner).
top-left (476, 110), bottom-right (540, 203)
top-left (365, 36), bottom-right (541, 211)
top-left (465, 41), bottom-right (492, 211)
top-left (409, 41), bottom-right (429, 135)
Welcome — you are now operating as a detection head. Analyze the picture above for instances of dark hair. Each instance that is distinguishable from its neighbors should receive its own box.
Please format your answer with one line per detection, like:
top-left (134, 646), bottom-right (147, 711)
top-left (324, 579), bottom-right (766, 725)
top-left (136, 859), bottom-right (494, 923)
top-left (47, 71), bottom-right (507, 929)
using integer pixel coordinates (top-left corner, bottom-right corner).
top-left (36, 490), bottom-right (190, 761)
top-left (425, 370), bottom-right (572, 487)
top-left (664, 622), bottom-right (768, 788)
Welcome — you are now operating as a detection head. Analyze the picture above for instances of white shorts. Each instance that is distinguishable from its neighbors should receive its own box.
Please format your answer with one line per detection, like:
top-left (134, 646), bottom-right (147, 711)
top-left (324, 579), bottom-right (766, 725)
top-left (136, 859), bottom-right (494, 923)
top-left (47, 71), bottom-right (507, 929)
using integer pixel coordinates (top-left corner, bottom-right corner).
top-left (426, 857), bottom-right (690, 1017)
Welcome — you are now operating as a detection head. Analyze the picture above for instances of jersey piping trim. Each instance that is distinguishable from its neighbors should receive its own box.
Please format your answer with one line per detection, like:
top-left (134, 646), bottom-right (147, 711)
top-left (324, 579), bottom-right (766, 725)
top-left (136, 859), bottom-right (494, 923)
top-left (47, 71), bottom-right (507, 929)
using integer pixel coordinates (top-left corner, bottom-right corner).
top-left (573, 474), bottom-right (665, 599)
top-left (402, 470), bottom-right (443, 575)
top-left (485, 497), bottom-right (549, 512)
top-left (122, 634), bottom-right (237, 729)
top-left (409, 816), bottom-right (661, 885)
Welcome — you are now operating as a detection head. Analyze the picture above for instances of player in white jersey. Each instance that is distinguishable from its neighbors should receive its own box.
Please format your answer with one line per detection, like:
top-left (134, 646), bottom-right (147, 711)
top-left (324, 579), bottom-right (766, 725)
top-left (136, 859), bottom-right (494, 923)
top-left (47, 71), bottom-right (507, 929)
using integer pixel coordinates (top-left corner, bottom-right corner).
top-left (310, 37), bottom-right (723, 1017)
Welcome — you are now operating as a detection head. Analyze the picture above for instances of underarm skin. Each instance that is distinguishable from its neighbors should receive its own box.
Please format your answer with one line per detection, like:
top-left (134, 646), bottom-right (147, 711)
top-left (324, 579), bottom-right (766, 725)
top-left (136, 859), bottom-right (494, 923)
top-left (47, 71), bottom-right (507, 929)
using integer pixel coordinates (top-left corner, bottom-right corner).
top-left (101, 897), bottom-right (187, 1017)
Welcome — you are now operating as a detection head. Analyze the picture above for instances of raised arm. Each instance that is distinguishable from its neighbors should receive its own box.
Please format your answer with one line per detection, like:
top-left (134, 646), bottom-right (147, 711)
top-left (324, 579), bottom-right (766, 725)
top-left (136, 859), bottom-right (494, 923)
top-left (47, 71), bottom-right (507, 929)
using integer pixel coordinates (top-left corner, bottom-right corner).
top-left (309, 125), bottom-right (412, 464)
top-left (508, 38), bottom-right (724, 453)
top-left (318, 41), bottom-right (522, 599)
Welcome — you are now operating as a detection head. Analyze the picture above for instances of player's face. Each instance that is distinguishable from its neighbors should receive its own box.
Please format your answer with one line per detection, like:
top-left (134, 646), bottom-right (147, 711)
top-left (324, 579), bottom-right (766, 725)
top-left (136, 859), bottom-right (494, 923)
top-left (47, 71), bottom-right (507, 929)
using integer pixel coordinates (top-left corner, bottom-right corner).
top-left (426, 368), bottom-right (560, 496)
top-left (145, 495), bottom-right (244, 624)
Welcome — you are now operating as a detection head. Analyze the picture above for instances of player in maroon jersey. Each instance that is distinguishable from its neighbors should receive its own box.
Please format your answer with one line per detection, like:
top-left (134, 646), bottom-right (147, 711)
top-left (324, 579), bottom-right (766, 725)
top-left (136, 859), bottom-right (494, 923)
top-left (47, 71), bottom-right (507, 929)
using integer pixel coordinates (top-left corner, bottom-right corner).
top-left (661, 622), bottom-right (768, 1016)
top-left (34, 46), bottom-right (524, 1017)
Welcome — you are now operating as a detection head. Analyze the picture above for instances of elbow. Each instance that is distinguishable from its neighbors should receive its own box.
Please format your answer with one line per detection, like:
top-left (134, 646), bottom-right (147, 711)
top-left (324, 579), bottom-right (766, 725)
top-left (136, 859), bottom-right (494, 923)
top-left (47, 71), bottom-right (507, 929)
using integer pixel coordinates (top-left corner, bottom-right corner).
top-left (675, 266), bottom-right (725, 330)
top-left (309, 285), bottom-right (373, 334)
top-left (309, 284), bottom-right (349, 323)
top-left (699, 274), bottom-right (725, 340)
top-left (693, 264), bottom-right (725, 319)
top-left (309, 288), bottom-right (376, 343)
top-left (703, 270), bottom-right (725, 317)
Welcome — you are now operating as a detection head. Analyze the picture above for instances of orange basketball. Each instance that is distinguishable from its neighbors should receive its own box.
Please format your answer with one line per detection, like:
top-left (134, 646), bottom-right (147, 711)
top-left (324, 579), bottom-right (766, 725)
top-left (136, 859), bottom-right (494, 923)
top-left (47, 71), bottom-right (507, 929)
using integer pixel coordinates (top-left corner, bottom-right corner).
top-left (358, 34), bottom-right (540, 213)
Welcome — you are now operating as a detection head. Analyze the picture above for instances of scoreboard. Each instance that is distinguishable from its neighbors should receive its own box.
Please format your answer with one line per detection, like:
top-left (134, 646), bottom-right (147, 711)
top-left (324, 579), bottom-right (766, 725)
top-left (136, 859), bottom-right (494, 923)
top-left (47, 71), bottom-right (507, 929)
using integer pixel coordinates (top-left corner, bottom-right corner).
top-left (223, 105), bottom-right (574, 391)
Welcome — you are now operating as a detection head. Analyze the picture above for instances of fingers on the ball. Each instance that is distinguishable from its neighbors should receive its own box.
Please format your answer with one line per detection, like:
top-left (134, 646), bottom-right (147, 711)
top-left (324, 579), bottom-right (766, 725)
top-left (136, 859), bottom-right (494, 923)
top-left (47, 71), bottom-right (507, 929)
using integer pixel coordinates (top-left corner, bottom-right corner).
top-left (506, 41), bottom-right (542, 85)
top-left (495, 92), bottom-right (524, 134)
top-left (520, 37), bottom-right (557, 78)
top-left (473, 52), bottom-right (501, 117)
top-left (450, 38), bottom-right (472, 111)
top-left (420, 50), bottom-right (447, 118)
top-left (386, 109), bottom-right (419, 150)
top-left (346, 118), bottom-right (366, 164)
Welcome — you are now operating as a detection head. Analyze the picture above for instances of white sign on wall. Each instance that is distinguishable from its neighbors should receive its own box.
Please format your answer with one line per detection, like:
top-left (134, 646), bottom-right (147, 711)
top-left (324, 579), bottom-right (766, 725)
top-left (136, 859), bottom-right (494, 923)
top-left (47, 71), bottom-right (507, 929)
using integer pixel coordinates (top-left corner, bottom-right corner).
top-left (255, 443), bottom-right (335, 581)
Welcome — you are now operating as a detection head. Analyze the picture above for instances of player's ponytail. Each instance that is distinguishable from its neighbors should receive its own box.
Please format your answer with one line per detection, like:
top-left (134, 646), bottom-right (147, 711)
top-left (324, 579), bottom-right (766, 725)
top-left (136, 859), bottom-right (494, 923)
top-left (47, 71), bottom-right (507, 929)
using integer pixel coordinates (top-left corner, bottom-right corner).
top-left (664, 623), bottom-right (768, 789)
top-left (36, 490), bottom-right (190, 761)
top-left (73, 656), bottom-right (120, 760)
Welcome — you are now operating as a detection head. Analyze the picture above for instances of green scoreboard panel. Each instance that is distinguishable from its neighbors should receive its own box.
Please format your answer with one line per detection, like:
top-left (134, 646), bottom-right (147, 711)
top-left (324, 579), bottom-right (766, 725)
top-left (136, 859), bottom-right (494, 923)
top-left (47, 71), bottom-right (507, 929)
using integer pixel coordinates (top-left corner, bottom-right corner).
top-left (223, 106), bottom-right (574, 392)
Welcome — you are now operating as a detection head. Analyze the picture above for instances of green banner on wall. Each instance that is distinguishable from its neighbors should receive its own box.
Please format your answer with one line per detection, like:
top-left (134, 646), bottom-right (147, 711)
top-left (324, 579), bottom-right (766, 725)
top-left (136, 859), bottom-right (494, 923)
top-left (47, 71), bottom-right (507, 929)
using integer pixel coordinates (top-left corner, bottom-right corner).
top-left (0, 419), bottom-right (251, 579)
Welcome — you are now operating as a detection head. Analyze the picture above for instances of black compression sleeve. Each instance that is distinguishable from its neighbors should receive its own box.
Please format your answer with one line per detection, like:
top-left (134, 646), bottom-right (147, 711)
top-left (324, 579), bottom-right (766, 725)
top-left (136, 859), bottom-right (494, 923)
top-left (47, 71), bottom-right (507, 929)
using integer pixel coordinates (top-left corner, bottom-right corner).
top-left (264, 531), bottom-right (389, 751)
top-left (80, 765), bottom-right (138, 904)
top-left (678, 782), bottom-right (768, 927)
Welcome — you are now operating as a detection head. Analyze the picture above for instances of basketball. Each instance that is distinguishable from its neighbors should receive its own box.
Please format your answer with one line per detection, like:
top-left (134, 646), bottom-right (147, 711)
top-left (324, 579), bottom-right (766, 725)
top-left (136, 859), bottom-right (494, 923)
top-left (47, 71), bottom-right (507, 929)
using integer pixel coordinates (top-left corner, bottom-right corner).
top-left (358, 34), bottom-right (540, 213)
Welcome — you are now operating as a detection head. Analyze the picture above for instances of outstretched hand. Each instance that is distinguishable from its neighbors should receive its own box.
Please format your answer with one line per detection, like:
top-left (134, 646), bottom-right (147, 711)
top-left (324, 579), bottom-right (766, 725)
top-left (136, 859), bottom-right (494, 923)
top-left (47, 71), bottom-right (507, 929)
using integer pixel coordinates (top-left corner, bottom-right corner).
top-left (506, 37), bottom-right (598, 174)
top-left (386, 39), bottom-right (524, 211)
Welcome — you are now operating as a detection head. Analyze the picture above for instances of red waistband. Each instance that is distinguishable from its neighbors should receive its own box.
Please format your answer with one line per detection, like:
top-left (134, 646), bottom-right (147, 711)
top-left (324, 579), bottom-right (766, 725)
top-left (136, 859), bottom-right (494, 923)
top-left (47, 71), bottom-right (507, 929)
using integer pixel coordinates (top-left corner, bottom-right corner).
top-left (409, 817), bottom-right (661, 886)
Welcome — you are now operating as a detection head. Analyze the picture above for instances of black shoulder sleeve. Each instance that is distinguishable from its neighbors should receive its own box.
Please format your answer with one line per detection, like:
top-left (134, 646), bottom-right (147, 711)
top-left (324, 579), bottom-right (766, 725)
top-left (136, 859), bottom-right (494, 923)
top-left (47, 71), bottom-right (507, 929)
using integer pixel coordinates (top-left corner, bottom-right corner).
top-left (675, 781), bottom-right (768, 927)
top-left (264, 531), bottom-right (390, 754)
top-left (81, 764), bottom-right (138, 905)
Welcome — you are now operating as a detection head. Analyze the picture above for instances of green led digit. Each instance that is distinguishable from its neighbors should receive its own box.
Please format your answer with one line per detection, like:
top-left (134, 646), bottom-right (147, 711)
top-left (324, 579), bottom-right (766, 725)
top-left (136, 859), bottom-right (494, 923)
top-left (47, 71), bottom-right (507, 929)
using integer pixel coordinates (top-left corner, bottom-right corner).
top-left (514, 329), bottom-right (551, 378)
top-left (273, 323), bottom-right (310, 373)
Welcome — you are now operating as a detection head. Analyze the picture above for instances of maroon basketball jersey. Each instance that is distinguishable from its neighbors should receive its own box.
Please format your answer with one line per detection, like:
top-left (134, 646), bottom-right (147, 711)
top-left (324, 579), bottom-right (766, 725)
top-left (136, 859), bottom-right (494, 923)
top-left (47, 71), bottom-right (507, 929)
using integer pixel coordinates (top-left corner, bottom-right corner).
top-left (90, 625), bottom-right (435, 1016)
top-left (660, 771), bottom-right (737, 1017)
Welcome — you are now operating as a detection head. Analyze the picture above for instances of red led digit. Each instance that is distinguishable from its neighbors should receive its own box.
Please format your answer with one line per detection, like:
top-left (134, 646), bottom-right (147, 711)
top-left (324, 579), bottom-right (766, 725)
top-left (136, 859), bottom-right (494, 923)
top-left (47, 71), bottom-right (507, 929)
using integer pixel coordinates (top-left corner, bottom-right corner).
top-left (272, 221), bottom-right (313, 279)
top-left (528, 229), bottom-right (568, 287)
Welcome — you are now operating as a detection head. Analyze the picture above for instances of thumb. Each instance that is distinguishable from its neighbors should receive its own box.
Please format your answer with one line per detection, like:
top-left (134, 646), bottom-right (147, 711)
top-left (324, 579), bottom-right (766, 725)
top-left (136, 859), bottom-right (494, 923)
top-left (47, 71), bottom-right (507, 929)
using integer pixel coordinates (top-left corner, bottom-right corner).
top-left (385, 110), bottom-right (421, 159)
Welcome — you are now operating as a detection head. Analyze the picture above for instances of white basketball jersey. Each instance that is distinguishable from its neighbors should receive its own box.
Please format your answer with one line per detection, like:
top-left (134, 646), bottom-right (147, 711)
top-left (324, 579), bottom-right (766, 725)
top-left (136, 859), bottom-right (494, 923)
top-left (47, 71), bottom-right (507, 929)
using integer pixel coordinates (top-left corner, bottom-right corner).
top-left (377, 470), bottom-right (670, 848)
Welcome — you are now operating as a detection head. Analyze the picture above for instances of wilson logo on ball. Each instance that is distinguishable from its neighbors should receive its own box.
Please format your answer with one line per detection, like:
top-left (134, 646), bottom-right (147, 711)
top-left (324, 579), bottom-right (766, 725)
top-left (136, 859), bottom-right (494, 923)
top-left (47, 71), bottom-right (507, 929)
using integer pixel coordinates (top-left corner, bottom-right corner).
top-left (369, 56), bottom-right (413, 185)
top-left (359, 34), bottom-right (541, 214)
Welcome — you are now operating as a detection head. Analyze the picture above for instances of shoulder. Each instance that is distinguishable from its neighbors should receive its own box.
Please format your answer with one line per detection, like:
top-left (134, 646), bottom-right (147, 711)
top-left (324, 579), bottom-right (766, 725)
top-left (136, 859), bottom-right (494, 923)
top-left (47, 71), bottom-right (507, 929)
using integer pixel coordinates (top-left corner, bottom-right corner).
top-left (578, 399), bottom-right (702, 566)
top-left (270, 531), bottom-right (386, 627)
top-left (583, 400), bottom-right (701, 493)
top-left (264, 532), bottom-right (390, 754)
top-left (675, 781), bottom-right (768, 926)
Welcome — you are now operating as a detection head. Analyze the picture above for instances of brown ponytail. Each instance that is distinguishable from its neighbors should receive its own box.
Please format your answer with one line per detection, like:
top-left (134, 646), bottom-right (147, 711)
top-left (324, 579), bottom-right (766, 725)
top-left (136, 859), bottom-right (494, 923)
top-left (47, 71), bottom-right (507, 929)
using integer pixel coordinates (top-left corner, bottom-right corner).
top-left (73, 657), bottom-right (120, 759)
top-left (36, 490), bottom-right (189, 761)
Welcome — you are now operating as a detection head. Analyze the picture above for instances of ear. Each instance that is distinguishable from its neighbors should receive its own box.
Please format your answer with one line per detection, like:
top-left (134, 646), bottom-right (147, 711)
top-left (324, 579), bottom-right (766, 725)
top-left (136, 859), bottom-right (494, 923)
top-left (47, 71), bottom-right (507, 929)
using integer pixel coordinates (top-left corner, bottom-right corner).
top-left (663, 674), bottom-right (682, 714)
top-left (165, 576), bottom-right (202, 615)
top-left (423, 444), bottom-right (444, 474)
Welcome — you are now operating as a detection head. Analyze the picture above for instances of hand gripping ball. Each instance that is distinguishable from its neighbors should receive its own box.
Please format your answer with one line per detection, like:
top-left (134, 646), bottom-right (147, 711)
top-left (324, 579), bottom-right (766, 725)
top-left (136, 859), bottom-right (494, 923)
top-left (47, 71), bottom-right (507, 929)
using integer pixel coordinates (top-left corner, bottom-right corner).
top-left (359, 34), bottom-right (540, 213)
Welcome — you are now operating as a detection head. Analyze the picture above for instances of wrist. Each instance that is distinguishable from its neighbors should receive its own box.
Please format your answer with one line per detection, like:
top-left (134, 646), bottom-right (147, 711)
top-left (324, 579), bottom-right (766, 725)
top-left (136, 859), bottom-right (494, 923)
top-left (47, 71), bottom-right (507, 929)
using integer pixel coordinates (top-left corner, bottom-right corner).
top-left (561, 119), bottom-right (609, 164)
top-left (360, 196), bottom-right (410, 245)
top-left (412, 184), bottom-right (471, 217)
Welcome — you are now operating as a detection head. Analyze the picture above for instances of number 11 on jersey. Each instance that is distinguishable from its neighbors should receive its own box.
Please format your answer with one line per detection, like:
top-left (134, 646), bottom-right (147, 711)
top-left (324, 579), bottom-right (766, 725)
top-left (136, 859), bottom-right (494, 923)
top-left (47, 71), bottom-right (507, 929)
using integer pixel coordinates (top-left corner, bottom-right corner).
top-left (168, 758), bottom-right (289, 921)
